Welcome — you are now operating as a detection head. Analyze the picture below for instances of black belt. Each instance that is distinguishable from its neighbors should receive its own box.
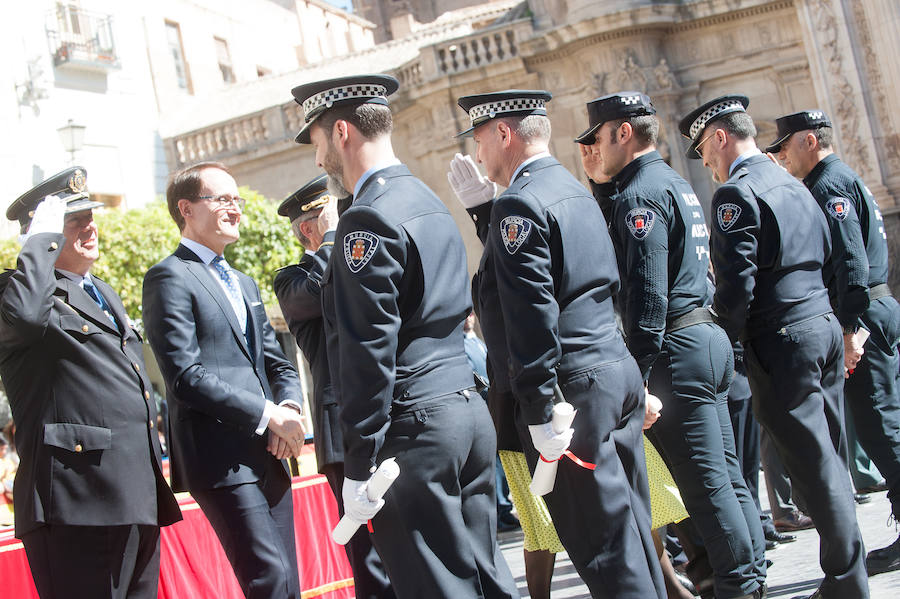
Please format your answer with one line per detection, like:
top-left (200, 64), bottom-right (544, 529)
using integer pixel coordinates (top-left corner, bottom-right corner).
top-left (869, 283), bottom-right (892, 301)
top-left (667, 306), bottom-right (714, 334)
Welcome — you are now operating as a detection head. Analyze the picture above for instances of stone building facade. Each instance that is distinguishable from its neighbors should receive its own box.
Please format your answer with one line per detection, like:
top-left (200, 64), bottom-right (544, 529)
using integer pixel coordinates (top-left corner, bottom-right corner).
top-left (163, 0), bottom-right (900, 287)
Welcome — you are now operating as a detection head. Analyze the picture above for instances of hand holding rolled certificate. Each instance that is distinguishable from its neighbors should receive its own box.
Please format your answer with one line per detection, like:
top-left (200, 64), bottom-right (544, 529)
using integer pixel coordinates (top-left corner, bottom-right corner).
top-left (529, 402), bottom-right (576, 496)
top-left (332, 458), bottom-right (400, 545)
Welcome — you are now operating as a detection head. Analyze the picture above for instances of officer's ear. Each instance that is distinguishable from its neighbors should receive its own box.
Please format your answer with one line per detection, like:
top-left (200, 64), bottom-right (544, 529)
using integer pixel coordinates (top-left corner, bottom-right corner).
top-left (497, 120), bottom-right (511, 146)
top-left (332, 119), bottom-right (351, 147)
top-left (618, 121), bottom-right (634, 144)
top-left (804, 131), bottom-right (818, 152)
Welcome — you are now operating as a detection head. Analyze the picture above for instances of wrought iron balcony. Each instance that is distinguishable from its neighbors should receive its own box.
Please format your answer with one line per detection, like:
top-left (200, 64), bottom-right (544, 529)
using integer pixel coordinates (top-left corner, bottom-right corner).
top-left (46, 6), bottom-right (119, 72)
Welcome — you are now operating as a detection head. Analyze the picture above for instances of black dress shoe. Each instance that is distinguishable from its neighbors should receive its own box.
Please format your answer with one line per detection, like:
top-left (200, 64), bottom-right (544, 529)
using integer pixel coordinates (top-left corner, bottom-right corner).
top-left (857, 480), bottom-right (888, 494)
top-left (765, 530), bottom-right (796, 544)
top-left (866, 534), bottom-right (900, 575)
top-left (673, 570), bottom-right (697, 595)
top-left (854, 492), bottom-right (872, 505)
top-left (790, 591), bottom-right (820, 599)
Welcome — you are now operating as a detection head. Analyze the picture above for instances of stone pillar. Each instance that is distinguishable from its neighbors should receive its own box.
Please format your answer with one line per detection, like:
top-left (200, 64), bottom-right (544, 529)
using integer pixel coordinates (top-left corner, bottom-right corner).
top-left (795, 0), bottom-right (896, 208)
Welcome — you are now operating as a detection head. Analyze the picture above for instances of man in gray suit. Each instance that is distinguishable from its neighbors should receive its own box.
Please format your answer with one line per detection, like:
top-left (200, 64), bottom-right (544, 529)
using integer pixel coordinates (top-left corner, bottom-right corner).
top-left (143, 161), bottom-right (306, 599)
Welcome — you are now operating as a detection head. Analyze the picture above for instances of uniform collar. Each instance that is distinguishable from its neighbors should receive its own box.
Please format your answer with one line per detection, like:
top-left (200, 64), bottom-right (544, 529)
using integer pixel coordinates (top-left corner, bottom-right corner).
top-left (802, 153), bottom-right (840, 189)
top-left (729, 148), bottom-right (762, 177)
top-left (353, 158), bottom-right (402, 199)
top-left (511, 152), bottom-right (551, 183)
top-left (612, 150), bottom-right (663, 191)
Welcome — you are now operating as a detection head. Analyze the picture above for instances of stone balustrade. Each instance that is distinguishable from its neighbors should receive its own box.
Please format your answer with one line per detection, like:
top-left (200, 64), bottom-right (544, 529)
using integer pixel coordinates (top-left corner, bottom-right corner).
top-left (173, 113), bottom-right (271, 166)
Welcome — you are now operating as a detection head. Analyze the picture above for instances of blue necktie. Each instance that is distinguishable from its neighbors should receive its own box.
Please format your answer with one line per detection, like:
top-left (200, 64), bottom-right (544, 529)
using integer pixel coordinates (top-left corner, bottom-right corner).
top-left (82, 279), bottom-right (117, 329)
top-left (211, 256), bottom-right (247, 335)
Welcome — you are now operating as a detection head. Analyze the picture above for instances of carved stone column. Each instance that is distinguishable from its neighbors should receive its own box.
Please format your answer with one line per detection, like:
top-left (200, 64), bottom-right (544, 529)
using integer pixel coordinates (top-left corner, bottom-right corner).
top-left (795, 0), bottom-right (896, 208)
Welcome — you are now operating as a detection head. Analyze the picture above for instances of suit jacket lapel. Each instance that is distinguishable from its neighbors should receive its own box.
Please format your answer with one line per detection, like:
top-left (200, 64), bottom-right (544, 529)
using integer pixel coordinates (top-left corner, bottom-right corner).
top-left (93, 277), bottom-right (133, 339)
top-left (237, 273), bottom-right (261, 361)
top-left (176, 245), bottom-right (252, 360)
top-left (54, 275), bottom-right (120, 335)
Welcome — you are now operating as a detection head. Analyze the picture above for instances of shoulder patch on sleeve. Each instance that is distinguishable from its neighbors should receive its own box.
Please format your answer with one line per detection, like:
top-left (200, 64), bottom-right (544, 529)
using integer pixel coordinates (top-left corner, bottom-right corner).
top-left (625, 207), bottom-right (656, 240)
top-left (716, 203), bottom-right (742, 231)
top-left (826, 198), bottom-right (850, 221)
top-left (343, 231), bottom-right (379, 273)
top-left (499, 215), bottom-right (533, 255)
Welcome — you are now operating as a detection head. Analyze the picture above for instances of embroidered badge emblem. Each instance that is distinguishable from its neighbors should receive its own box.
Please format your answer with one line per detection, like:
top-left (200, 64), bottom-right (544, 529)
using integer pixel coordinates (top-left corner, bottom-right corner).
top-left (499, 216), bottom-right (533, 255)
top-left (625, 208), bottom-right (656, 240)
top-left (717, 203), bottom-right (742, 231)
top-left (68, 169), bottom-right (86, 193)
top-left (826, 198), bottom-right (849, 222)
top-left (343, 231), bottom-right (379, 273)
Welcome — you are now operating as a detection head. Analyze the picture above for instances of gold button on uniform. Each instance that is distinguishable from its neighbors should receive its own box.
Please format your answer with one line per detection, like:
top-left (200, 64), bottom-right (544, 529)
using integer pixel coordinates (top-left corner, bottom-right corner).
top-left (74, 444), bottom-right (83, 453)
top-left (149, 421), bottom-right (154, 430)
top-left (82, 325), bottom-right (89, 333)
top-left (133, 362), bottom-right (140, 372)
top-left (50, 242), bottom-right (58, 250)
top-left (144, 391), bottom-right (150, 400)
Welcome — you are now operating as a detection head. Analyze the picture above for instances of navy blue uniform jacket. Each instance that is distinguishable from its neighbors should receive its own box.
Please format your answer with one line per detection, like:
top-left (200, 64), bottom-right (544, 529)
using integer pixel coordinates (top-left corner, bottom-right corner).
top-left (0, 233), bottom-right (181, 537)
top-left (470, 156), bottom-right (626, 426)
top-left (709, 154), bottom-right (833, 341)
top-left (321, 165), bottom-right (474, 480)
top-left (273, 232), bottom-right (343, 471)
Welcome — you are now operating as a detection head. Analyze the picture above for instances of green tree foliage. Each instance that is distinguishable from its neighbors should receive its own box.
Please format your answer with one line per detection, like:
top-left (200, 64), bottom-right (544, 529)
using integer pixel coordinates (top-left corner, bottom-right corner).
top-left (1, 187), bottom-right (302, 324)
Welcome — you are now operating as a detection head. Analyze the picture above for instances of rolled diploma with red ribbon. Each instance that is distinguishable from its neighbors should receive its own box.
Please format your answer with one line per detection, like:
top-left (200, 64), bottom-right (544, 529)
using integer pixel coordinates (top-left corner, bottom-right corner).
top-left (529, 402), bottom-right (577, 496)
top-left (332, 457), bottom-right (400, 545)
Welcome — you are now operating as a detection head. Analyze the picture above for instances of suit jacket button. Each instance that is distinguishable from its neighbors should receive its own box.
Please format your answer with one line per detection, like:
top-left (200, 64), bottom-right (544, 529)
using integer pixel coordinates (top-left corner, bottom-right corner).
top-left (74, 443), bottom-right (83, 453)
top-left (82, 324), bottom-right (89, 333)
top-left (50, 242), bottom-right (58, 250)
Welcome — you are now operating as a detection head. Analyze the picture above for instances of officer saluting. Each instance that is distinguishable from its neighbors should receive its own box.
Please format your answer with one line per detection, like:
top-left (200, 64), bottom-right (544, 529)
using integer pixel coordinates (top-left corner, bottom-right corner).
top-left (576, 92), bottom-right (766, 599)
top-left (448, 89), bottom-right (665, 598)
top-left (291, 74), bottom-right (518, 599)
top-left (0, 168), bottom-right (181, 598)
top-left (679, 96), bottom-right (869, 599)
top-left (767, 110), bottom-right (900, 576)
top-left (273, 175), bottom-right (394, 598)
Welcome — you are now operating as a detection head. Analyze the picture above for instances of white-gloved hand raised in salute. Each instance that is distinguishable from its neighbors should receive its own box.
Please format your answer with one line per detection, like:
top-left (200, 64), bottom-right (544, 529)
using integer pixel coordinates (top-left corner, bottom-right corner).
top-left (19, 195), bottom-right (66, 245)
top-left (528, 422), bottom-right (575, 463)
top-left (447, 153), bottom-right (496, 209)
top-left (342, 477), bottom-right (385, 523)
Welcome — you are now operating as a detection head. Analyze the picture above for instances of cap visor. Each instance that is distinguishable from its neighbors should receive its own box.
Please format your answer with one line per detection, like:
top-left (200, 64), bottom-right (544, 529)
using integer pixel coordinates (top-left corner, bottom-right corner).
top-left (574, 122), bottom-right (602, 145)
top-left (455, 125), bottom-right (475, 138)
top-left (65, 199), bottom-right (104, 214)
top-left (764, 131), bottom-right (790, 154)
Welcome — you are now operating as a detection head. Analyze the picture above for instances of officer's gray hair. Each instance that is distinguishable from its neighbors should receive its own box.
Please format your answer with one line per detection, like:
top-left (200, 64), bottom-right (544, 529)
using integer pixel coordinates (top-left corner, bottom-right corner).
top-left (709, 112), bottom-right (757, 140)
top-left (291, 213), bottom-right (319, 248)
top-left (814, 126), bottom-right (834, 149)
top-left (501, 115), bottom-right (551, 143)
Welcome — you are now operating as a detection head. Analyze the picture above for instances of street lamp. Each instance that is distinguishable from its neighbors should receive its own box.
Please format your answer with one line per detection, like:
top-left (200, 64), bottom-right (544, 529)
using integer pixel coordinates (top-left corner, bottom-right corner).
top-left (57, 119), bottom-right (86, 165)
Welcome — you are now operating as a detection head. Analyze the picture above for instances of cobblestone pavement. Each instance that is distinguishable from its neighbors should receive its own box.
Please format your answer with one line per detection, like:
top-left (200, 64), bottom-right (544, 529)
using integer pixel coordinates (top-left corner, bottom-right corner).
top-left (499, 480), bottom-right (900, 598)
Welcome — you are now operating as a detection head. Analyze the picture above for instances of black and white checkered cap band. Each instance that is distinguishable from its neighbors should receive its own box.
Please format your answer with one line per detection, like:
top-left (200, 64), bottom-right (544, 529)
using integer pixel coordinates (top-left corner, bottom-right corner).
top-left (468, 98), bottom-right (546, 123)
top-left (689, 99), bottom-right (745, 139)
top-left (302, 84), bottom-right (388, 120)
top-left (621, 95), bottom-right (641, 105)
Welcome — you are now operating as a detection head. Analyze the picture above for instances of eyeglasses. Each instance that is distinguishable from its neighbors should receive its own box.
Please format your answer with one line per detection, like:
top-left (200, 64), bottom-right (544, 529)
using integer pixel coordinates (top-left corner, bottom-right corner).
top-left (197, 195), bottom-right (246, 211)
top-left (694, 132), bottom-right (716, 158)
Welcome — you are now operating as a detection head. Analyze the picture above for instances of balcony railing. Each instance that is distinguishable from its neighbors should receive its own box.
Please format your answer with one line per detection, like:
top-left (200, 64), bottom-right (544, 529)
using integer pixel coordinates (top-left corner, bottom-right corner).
top-left (46, 6), bottom-right (119, 72)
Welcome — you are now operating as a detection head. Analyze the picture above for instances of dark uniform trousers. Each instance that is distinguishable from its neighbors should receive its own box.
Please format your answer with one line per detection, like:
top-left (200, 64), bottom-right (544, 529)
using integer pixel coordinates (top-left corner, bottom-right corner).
top-left (647, 323), bottom-right (766, 598)
top-left (745, 314), bottom-right (868, 597)
top-left (844, 295), bottom-right (900, 517)
top-left (517, 355), bottom-right (664, 599)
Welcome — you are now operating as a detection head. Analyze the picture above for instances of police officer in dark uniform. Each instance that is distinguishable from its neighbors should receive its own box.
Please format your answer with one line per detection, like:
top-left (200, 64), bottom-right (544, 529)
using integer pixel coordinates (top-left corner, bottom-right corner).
top-left (448, 89), bottom-right (665, 599)
top-left (273, 174), bottom-right (394, 599)
top-left (767, 110), bottom-right (900, 576)
top-left (291, 74), bottom-right (518, 599)
top-left (576, 91), bottom-right (766, 599)
top-left (679, 95), bottom-right (869, 599)
top-left (0, 168), bottom-right (182, 598)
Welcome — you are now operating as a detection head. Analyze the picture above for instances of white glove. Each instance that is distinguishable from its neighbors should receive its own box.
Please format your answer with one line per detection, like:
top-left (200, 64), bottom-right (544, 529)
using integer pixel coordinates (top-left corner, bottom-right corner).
top-left (447, 153), bottom-right (496, 209)
top-left (528, 422), bottom-right (574, 462)
top-left (19, 195), bottom-right (66, 245)
top-left (342, 477), bottom-right (385, 523)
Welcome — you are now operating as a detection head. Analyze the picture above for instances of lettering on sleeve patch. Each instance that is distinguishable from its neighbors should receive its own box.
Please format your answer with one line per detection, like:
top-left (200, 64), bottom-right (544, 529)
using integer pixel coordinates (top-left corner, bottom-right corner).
top-left (826, 198), bottom-right (849, 221)
top-left (499, 216), bottom-right (533, 255)
top-left (716, 203), bottom-right (742, 231)
top-left (625, 208), bottom-right (656, 240)
top-left (343, 231), bottom-right (379, 273)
